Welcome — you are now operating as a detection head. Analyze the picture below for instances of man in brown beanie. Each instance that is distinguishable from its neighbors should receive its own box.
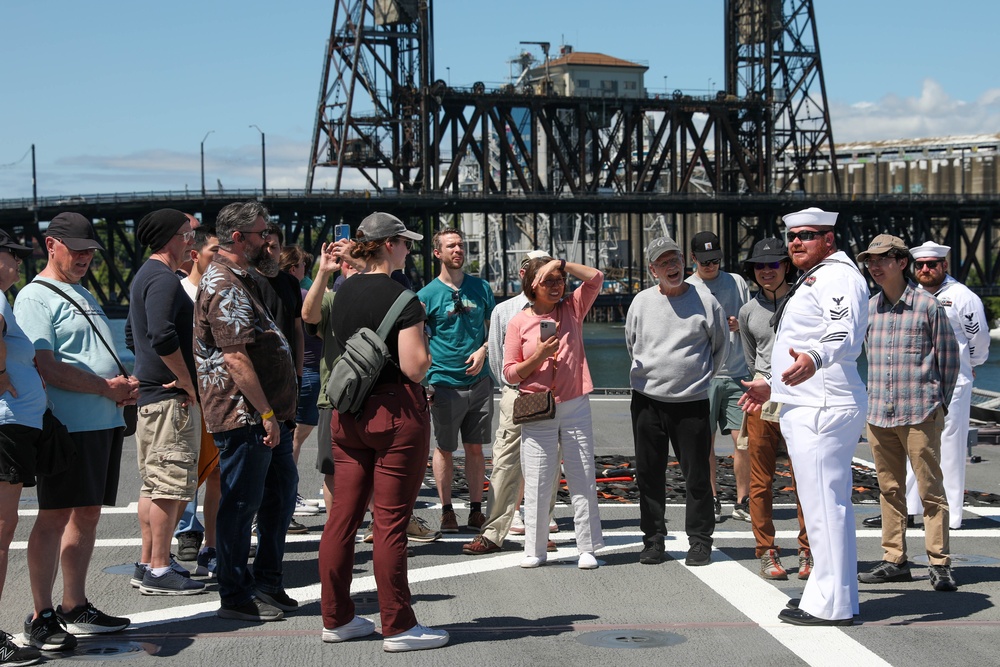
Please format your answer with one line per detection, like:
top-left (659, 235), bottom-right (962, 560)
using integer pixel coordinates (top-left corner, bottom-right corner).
top-left (126, 209), bottom-right (205, 596)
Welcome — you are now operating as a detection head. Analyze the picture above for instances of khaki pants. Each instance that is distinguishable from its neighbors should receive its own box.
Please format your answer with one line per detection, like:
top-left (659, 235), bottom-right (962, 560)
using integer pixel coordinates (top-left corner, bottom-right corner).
top-left (868, 407), bottom-right (949, 566)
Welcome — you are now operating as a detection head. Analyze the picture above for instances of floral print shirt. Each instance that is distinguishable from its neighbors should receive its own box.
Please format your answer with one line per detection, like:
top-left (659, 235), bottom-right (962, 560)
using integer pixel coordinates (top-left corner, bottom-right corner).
top-left (193, 254), bottom-right (297, 433)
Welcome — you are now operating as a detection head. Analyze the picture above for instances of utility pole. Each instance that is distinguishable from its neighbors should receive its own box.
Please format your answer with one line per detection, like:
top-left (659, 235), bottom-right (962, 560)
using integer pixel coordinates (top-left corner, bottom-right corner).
top-left (250, 125), bottom-right (266, 195)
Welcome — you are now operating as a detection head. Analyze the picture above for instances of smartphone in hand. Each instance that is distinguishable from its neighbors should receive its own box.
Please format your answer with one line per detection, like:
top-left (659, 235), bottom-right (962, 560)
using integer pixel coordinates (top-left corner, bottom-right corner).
top-left (539, 319), bottom-right (557, 341)
top-left (335, 224), bottom-right (351, 242)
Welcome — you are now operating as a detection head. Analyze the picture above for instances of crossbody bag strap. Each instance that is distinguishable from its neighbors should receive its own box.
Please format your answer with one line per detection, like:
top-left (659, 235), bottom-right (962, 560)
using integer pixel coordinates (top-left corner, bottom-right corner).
top-left (375, 290), bottom-right (417, 343)
top-left (769, 258), bottom-right (857, 332)
top-left (34, 279), bottom-right (129, 376)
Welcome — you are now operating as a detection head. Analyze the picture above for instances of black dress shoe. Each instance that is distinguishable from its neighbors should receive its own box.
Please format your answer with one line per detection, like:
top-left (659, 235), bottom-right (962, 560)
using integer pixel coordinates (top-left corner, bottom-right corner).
top-left (778, 608), bottom-right (854, 626)
top-left (862, 514), bottom-right (916, 529)
top-left (786, 598), bottom-right (800, 609)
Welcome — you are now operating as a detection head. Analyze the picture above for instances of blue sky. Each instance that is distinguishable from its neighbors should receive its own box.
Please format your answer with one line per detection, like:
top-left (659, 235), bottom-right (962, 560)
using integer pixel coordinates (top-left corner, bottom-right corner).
top-left (2, 0), bottom-right (999, 198)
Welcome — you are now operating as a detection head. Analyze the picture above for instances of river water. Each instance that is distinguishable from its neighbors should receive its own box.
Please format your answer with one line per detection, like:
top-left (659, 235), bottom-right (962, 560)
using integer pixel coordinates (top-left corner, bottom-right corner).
top-left (110, 320), bottom-right (1000, 393)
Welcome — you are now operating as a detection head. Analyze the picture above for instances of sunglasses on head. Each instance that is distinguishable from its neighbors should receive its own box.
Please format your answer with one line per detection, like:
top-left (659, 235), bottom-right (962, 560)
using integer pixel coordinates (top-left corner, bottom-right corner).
top-left (914, 260), bottom-right (941, 270)
top-left (754, 261), bottom-right (783, 270)
top-left (786, 230), bottom-right (827, 243)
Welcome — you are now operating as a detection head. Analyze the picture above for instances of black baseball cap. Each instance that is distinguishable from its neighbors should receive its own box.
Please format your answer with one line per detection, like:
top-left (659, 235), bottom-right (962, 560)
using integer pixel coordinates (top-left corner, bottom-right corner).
top-left (691, 231), bottom-right (723, 262)
top-left (46, 212), bottom-right (105, 251)
top-left (0, 229), bottom-right (32, 259)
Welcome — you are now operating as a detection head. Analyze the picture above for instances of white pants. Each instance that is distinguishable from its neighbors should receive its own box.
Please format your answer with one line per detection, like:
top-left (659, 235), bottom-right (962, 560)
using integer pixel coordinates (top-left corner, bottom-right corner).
top-left (520, 394), bottom-right (603, 558)
top-left (905, 378), bottom-right (970, 529)
top-left (781, 404), bottom-right (865, 621)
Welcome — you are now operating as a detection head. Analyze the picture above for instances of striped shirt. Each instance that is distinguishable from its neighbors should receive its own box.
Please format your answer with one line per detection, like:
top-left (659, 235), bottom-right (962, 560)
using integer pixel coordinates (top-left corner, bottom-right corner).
top-left (865, 281), bottom-right (960, 428)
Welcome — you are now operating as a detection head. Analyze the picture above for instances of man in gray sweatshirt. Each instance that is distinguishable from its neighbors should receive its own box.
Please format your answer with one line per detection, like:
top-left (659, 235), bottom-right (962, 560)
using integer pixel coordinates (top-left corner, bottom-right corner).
top-left (626, 236), bottom-right (728, 567)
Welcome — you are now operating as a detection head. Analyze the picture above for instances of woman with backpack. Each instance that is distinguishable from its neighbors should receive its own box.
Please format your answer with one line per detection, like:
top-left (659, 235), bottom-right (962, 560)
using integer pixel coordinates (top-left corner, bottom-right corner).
top-left (316, 212), bottom-right (449, 653)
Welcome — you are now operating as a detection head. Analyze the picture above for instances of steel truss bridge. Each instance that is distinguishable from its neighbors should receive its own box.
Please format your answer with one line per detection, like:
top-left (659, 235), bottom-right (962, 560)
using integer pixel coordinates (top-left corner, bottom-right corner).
top-left (1, 191), bottom-right (998, 316)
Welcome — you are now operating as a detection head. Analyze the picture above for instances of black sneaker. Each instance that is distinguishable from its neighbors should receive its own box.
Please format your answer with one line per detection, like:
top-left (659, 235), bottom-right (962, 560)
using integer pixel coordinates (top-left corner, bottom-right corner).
top-left (217, 598), bottom-right (283, 622)
top-left (255, 589), bottom-right (299, 612)
top-left (139, 569), bottom-right (207, 596)
top-left (175, 531), bottom-right (203, 561)
top-left (22, 609), bottom-right (77, 651)
top-left (929, 565), bottom-right (958, 592)
top-left (195, 547), bottom-right (218, 578)
top-left (858, 560), bottom-right (912, 584)
top-left (56, 601), bottom-right (129, 635)
top-left (0, 631), bottom-right (41, 666)
top-left (713, 497), bottom-right (722, 522)
top-left (287, 519), bottom-right (309, 534)
top-left (639, 542), bottom-right (665, 565)
top-left (685, 542), bottom-right (712, 566)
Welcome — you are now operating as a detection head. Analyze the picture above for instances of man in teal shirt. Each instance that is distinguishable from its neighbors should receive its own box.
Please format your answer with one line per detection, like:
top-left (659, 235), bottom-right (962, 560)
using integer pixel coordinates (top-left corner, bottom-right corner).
top-left (418, 228), bottom-right (495, 533)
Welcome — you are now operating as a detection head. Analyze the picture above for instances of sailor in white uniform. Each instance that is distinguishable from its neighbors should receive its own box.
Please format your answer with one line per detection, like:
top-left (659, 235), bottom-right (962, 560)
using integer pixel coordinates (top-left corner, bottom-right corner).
top-left (740, 207), bottom-right (869, 626)
top-left (905, 241), bottom-right (991, 529)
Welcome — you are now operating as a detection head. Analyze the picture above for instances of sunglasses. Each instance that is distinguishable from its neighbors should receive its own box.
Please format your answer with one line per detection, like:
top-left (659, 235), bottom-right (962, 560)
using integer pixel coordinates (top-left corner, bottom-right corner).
top-left (539, 278), bottom-right (565, 288)
top-left (754, 261), bottom-right (783, 270)
top-left (393, 237), bottom-right (413, 249)
top-left (450, 291), bottom-right (468, 315)
top-left (785, 230), bottom-right (829, 243)
top-left (241, 228), bottom-right (269, 241)
top-left (697, 258), bottom-right (721, 266)
top-left (914, 260), bottom-right (941, 270)
top-left (176, 230), bottom-right (196, 243)
top-left (3, 248), bottom-right (23, 265)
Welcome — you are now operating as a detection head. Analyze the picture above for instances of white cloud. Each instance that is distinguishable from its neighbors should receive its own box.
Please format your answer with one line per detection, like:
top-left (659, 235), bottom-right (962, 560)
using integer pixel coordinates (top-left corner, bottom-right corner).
top-left (831, 78), bottom-right (1000, 143)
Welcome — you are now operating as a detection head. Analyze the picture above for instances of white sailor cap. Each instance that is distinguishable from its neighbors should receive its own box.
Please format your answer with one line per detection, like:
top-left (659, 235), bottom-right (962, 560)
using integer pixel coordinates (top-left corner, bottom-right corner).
top-left (910, 241), bottom-right (950, 260)
top-left (781, 207), bottom-right (838, 229)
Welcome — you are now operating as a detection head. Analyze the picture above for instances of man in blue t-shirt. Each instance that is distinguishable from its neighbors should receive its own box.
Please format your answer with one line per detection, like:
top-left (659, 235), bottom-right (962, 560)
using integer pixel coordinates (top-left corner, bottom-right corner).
top-left (418, 229), bottom-right (495, 534)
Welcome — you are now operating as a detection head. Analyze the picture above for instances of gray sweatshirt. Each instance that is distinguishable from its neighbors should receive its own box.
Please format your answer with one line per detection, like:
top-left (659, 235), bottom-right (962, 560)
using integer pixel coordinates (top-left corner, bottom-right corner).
top-left (488, 294), bottom-right (529, 386)
top-left (686, 271), bottom-right (750, 378)
top-left (738, 290), bottom-right (788, 377)
top-left (625, 283), bottom-right (729, 402)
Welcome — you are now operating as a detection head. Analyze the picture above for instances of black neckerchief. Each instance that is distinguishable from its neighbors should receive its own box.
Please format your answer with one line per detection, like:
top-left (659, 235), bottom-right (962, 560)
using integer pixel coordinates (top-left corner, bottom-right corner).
top-left (770, 257), bottom-right (856, 332)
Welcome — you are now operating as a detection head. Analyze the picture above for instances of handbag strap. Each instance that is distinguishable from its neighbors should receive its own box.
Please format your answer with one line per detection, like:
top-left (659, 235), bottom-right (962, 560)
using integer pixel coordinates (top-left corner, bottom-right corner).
top-left (34, 279), bottom-right (129, 376)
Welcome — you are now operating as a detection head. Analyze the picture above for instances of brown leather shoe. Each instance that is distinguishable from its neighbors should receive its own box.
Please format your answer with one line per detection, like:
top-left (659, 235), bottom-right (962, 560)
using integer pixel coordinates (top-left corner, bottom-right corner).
top-left (467, 511), bottom-right (486, 530)
top-left (462, 535), bottom-right (501, 555)
top-left (546, 540), bottom-right (557, 553)
top-left (440, 510), bottom-right (459, 533)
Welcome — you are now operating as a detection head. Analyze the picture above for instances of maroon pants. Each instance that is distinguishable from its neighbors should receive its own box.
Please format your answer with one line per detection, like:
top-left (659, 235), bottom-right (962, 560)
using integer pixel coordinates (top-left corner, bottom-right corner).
top-left (747, 410), bottom-right (809, 558)
top-left (318, 383), bottom-right (430, 636)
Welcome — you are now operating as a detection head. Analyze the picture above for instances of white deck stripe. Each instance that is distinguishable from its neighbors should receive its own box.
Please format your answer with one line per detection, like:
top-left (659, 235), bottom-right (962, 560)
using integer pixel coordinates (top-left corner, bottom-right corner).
top-left (673, 547), bottom-right (892, 667)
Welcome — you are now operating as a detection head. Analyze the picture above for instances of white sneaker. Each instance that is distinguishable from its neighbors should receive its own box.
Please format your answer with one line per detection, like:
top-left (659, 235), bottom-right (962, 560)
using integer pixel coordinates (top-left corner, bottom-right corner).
top-left (578, 552), bottom-right (599, 570)
top-left (298, 493), bottom-right (321, 507)
top-left (294, 495), bottom-right (321, 516)
top-left (510, 513), bottom-right (525, 535)
top-left (520, 555), bottom-right (546, 568)
top-left (322, 615), bottom-right (375, 643)
top-left (382, 624), bottom-right (449, 652)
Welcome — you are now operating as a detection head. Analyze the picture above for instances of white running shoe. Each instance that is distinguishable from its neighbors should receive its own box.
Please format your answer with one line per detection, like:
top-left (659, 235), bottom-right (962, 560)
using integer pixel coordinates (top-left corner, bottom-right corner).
top-left (322, 615), bottom-right (375, 643)
top-left (578, 552), bottom-right (599, 570)
top-left (294, 495), bottom-right (321, 516)
top-left (382, 624), bottom-right (449, 652)
top-left (509, 513), bottom-right (525, 535)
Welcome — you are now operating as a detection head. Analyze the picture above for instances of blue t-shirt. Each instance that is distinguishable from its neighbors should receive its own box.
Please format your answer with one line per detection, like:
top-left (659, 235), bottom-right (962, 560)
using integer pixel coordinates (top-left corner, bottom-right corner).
top-left (0, 298), bottom-right (46, 429)
top-left (418, 276), bottom-right (495, 387)
top-left (14, 278), bottom-right (124, 433)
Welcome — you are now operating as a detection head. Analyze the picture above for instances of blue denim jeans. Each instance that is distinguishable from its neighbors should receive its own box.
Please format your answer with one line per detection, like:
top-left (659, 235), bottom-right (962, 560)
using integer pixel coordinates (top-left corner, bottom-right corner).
top-left (175, 493), bottom-right (204, 536)
top-left (214, 422), bottom-right (298, 607)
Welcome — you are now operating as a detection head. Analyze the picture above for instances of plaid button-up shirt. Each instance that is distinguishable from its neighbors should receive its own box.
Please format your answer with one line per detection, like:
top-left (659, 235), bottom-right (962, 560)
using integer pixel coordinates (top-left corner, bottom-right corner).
top-left (865, 281), bottom-right (960, 428)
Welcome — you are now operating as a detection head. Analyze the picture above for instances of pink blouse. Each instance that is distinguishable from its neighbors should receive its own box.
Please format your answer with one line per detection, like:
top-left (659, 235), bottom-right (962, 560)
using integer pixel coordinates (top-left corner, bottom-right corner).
top-left (502, 271), bottom-right (603, 402)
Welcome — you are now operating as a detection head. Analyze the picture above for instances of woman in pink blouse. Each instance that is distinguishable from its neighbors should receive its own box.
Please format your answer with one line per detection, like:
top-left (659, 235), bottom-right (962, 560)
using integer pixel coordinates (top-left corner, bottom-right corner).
top-left (502, 257), bottom-right (604, 569)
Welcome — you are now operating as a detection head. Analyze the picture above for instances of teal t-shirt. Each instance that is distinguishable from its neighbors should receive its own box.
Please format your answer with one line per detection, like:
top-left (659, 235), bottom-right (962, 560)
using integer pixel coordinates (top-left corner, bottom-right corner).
top-left (14, 278), bottom-right (125, 433)
top-left (418, 276), bottom-right (495, 387)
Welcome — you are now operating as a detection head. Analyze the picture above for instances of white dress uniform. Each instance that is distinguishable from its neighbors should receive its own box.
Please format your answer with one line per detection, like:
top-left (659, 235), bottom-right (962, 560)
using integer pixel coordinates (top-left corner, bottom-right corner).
top-left (771, 249), bottom-right (869, 622)
top-left (905, 256), bottom-right (991, 528)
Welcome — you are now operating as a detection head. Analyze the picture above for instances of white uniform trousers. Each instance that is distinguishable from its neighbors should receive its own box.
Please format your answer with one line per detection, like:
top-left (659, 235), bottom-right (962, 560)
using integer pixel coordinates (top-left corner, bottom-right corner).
top-left (780, 404), bottom-right (865, 621)
top-left (905, 378), bottom-right (971, 529)
top-left (520, 394), bottom-right (603, 559)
